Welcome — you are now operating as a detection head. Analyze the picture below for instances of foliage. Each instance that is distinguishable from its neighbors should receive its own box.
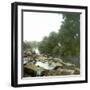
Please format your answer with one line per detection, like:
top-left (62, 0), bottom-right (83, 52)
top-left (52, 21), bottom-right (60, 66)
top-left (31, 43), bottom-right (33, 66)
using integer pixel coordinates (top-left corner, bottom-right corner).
top-left (58, 13), bottom-right (80, 56)
top-left (38, 32), bottom-right (58, 56)
top-left (23, 41), bottom-right (39, 51)
top-left (38, 13), bottom-right (80, 57)
top-left (23, 41), bottom-right (31, 51)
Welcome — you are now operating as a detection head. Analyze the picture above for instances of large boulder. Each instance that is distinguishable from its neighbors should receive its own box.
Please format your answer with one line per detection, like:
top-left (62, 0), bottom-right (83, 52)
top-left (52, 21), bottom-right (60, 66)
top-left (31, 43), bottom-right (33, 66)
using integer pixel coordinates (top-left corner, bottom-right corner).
top-left (24, 63), bottom-right (45, 76)
top-left (24, 64), bottom-right (38, 77)
top-left (24, 67), bottom-right (36, 77)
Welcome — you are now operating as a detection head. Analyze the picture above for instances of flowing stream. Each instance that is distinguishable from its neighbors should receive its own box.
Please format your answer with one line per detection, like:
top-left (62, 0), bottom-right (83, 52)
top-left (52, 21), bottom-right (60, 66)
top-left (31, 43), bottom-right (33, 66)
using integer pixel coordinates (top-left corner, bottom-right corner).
top-left (34, 48), bottom-right (55, 70)
top-left (33, 48), bottom-right (40, 55)
top-left (35, 61), bottom-right (55, 70)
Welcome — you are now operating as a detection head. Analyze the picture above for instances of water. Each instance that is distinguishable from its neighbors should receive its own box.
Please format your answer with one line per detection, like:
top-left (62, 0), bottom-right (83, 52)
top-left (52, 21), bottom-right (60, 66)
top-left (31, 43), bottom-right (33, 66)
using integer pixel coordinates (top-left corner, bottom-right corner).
top-left (35, 61), bottom-right (55, 70)
top-left (33, 48), bottom-right (40, 55)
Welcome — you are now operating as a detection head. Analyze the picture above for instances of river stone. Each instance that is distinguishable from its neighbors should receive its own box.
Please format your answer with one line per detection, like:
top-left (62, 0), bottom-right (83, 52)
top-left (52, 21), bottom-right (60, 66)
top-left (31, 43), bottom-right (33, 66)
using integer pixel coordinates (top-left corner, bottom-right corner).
top-left (24, 67), bottom-right (36, 77)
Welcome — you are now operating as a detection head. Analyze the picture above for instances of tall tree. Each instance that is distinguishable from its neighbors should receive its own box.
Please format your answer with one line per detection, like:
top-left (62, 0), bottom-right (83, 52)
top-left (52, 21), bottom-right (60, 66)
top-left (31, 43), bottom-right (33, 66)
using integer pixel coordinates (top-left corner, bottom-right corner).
top-left (38, 13), bottom-right (80, 57)
top-left (58, 13), bottom-right (80, 56)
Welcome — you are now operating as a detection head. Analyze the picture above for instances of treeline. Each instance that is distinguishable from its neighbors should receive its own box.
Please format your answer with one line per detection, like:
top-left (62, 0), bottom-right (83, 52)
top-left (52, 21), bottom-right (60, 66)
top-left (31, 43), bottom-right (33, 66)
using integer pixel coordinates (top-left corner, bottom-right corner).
top-left (23, 41), bottom-right (39, 51)
top-left (38, 13), bottom-right (80, 57)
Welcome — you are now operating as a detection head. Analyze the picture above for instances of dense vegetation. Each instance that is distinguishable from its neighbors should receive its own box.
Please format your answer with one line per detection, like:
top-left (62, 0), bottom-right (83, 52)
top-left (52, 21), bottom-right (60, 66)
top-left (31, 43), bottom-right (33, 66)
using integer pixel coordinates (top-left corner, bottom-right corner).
top-left (38, 13), bottom-right (80, 58)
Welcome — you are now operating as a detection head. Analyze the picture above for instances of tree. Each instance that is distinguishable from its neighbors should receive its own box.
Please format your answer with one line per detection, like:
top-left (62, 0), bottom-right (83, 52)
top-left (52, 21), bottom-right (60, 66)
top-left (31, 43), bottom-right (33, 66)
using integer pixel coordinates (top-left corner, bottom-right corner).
top-left (39, 32), bottom-right (58, 56)
top-left (38, 13), bottom-right (80, 57)
top-left (58, 13), bottom-right (80, 56)
top-left (23, 41), bottom-right (39, 51)
top-left (30, 41), bottom-right (39, 49)
top-left (23, 41), bottom-right (31, 51)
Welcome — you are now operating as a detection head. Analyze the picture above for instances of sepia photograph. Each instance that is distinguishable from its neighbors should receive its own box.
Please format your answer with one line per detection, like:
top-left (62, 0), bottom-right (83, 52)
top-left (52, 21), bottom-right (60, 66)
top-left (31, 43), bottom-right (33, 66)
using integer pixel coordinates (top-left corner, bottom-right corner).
top-left (23, 11), bottom-right (80, 77)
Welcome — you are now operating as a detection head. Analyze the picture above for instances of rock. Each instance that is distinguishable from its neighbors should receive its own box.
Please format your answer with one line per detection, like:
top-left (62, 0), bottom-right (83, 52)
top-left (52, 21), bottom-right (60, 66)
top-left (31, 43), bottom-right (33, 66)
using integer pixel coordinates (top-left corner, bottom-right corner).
top-left (74, 68), bottom-right (80, 74)
top-left (24, 63), bottom-right (45, 76)
top-left (24, 49), bottom-right (32, 57)
top-left (65, 62), bottom-right (76, 67)
top-left (54, 66), bottom-right (63, 70)
top-left (24, 66), bottom-right (37, 77)
top-left (46, 70), bottom-right (62, 76)
top-left (37, 55), bottom-right (47, 61)
top-left (41, 70), bottom-right (49, 76)
top-left (48, 57), bottom-right (53, 60)
top-left (53, 58), bottom-right (63, 62)
top-left (23, 50), bottom-right (80, 76)
top-left (24, 64), bottom-right (38, 76)
top-left (55, 62), bottom-right (63, 67)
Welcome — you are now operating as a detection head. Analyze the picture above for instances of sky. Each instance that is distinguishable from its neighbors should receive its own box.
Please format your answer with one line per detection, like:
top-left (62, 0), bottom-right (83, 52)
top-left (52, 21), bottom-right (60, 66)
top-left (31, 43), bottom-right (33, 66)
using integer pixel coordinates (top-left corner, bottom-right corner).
top-left (23, 12), bottom-right (63, 42)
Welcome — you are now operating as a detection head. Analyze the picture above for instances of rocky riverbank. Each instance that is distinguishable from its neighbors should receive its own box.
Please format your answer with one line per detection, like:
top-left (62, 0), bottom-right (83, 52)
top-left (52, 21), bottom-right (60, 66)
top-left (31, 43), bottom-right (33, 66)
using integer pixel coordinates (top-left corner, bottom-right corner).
top-left (23, 50), bottom-right (80, 77)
